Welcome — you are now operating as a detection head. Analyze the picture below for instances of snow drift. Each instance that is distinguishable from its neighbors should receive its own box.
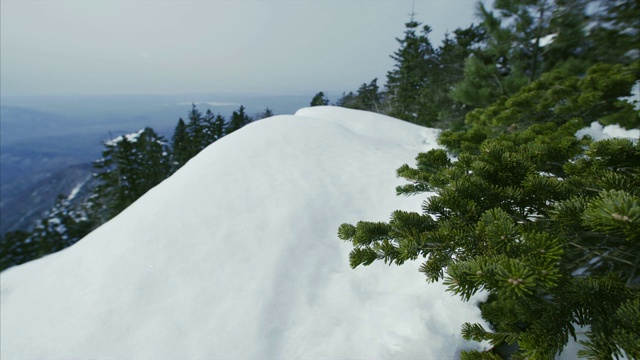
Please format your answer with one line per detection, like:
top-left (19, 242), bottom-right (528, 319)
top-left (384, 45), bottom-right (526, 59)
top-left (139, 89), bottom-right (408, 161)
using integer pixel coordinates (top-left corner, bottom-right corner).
top-left (1, 107), bottom-right (489, 359)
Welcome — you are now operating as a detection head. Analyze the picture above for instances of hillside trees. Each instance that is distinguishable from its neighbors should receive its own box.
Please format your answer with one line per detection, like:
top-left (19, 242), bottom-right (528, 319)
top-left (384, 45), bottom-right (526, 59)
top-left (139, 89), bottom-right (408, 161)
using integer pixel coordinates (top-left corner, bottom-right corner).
top-left (171, 106), bottom-right (227, 171)
top-left (171, 118), bottom-right (190, 171)
top-left (0, 195), bottom-right (94, 272)
top-left (385, 19), bottom-right (437, 125)
top-left (1, 102), bottom-right (262, 272)
top-left (92, 127), bottom-right (171, 219)
top-left (339, 62), bottom-right (640, 358)
top-left (336, 78), bottom-right (384, 112)
top-left (225, 105), bottom-right (252, 135)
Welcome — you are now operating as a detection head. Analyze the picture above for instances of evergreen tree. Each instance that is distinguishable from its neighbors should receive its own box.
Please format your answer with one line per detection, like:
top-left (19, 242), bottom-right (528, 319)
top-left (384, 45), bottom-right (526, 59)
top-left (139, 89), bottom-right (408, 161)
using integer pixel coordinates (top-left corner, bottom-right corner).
top-left (336, 79), bottom-right (384, 112)
top-left (339, 62), bottom-right (640, 358)
top-left (440, 62), bottom-right (640, 154)
top-left (426, 24), bottom-right (486, 127)
top-left (310, 92), bottom-right (329, 106)
top-left (449, 0), bottom-right (594, 109)
top-left (186, 104), bottom-right (205, 159)
top-left (225, 105), bottom-right (252, 135)
top-left (256, 107), bottom-right (274, 119)
top-left (171, 118), bottom-right (190, 171)
top-left (201, 109), bottom-right (218, 146)
top-left (1, 230), bottom-right (34, 272)
top-left (385, 18), bottom-right (437, 125)
top-left (589, 0), bottom-right (640, 65)
top-left (205, 112), bottom-right (226, 141)
top-left (92, 127), bottom-right (171, 218)
top-left (1, 195), bottom-right (94, 272)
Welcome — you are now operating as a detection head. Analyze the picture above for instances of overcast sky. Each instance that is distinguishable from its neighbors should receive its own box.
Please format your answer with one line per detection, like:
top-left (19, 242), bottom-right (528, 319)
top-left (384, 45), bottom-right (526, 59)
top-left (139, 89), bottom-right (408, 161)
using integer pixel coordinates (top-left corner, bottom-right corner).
top-left (1, 0), bottom-right (488, 97)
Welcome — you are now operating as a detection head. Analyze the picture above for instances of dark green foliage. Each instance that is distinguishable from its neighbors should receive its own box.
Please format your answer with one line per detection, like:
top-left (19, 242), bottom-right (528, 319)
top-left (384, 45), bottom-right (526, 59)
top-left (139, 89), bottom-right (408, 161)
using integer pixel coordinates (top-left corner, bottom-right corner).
top-left (589, 0), bottom-right (640, 65)
top-left (310, 92), bottom-right (329, 107)
top-left (256, 107), bottom-right (275, 119)
top-left (383, 20), bottom-right (486, 127)
top-left (171, 118), bottom-right (190, 171)
top-left (428, 25), bottom-right (486, 128)
top-left (92, 127), bottom-right (171, 219)
top-left (385, 20), bottom-right (438, 125)
top-left (336, 78), bottom-right (384, 112)
top-left (202, 109), bottom-right (224, 144)
top-left (341, 137), bottom-right (640, 358)
top-left (339, 59), bottom-right (640, 357)
top-left (172, 105), bottom-right (227, 172)
top-left (186, 104), bottom-right (206, 157)
top-left (441, 62), bottom-right (640, 154)
top-left (1, 231), bottom-right (33, 272)
top-left (0, 195), bottom-right (94, 272)
top-left (225, 105), bottom-right (252, 135)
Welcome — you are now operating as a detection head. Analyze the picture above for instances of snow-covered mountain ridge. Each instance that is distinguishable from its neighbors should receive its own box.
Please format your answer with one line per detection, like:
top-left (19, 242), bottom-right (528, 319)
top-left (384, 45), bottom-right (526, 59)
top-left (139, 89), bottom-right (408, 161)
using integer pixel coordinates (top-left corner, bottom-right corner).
top-left (1, 107), bottom-right (488, 359)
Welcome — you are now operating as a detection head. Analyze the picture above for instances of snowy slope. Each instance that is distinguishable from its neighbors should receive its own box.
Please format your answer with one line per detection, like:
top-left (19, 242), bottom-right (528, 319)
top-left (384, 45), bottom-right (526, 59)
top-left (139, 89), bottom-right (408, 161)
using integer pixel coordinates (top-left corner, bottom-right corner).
top-left (1, 106), bottom-right (489, 359)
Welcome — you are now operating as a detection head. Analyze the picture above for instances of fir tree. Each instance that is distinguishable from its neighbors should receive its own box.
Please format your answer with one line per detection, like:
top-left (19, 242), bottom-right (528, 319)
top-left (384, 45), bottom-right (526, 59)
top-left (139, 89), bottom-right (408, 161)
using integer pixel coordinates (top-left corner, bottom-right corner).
top-left (336, 79), bottom-right (384, 112)
top-left (385, 18), bottom-right (437, 125)
top-left (426, 24), bottom-right (486, 128)
top-left (186, 103), bottom-right (205, 159)
top-left (171, 118), bottom-right (190, 171)
top-left (1, 230), bottom-right (33, 272)
top-left (310, 92), bottom-right (329, 106)
top-left (1, 194), bottom-right (94, 272)
top-left (256, 107), bottom-right (275, 119)
top-left (440, 62), bottom-right (640, 154)
top-left (339, 62), bottom-right (640, 358)
top-left (205, 112), bottom-right (226, 141)
top-left (225, 105), bottom-right (252, 135)
top-left (589, 0), bottom-right (640, 65)
top-left (92, 127), bottom-right (170, 219)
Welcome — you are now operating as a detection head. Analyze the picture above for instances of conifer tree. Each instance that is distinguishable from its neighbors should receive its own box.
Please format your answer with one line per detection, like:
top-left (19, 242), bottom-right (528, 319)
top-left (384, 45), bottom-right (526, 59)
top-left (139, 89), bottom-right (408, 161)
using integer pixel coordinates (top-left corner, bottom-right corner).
top-left (426, 24), bottom-right (486, 127)
top-left (336, 79), bottom-right (384, 112)
top-left (0, 230), bottom-right (34, 272)
top-left (1, 195), bottom-right (94, 272)
top-left (225, 105), bottom-right (252, 135)
top-left (171, 118), bottom-right (190, 171)
top-left (339, 62), bottom-right (640, 358)
top-left (589, 0), bottom-right (640, 65)
top-left (92, 127), bottom-right (170, 218)
top-left (385, 18), bottom-right (437, 125)
top-left (440, 62), bottom-right (640, 154)
top-left (310, 92), bottom-right (329, 106)
top-left (205, 112), bottom-right (226, 141)
top-left (449, 0), bottom-right (593, 109)
top-left (257, 107), bottom-right (274, 119)
top-left (186, 104), bottom-right (205, 159)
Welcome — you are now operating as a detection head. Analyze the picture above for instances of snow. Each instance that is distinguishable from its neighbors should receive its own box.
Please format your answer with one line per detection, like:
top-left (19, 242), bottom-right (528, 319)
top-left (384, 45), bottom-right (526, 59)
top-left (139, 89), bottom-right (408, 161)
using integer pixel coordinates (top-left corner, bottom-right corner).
top-left (535, 33), bottom-right (557, 47)
top-left (66, 176), bottom-right (90, 201)
top-left (1, 107), bottom-right (489, 359)
top-left (104, 128), bottom-right (145, 146)
top-left (576, 121), bottom-right (640, 141)
top-left (620, 80), bottom-right (640, 111)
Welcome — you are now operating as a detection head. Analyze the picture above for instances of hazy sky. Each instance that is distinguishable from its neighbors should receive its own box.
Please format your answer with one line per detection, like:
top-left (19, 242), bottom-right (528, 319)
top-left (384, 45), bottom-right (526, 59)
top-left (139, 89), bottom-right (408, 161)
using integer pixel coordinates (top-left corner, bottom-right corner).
top-left (1, 0), bottom-right (488, 97)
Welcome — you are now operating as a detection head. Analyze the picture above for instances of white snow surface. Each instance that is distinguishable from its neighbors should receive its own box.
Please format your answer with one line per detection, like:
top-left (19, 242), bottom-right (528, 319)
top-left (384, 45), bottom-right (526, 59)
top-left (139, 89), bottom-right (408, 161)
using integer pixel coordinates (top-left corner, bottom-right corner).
top-left (1, 107), bottom-right (489, 359)
top-left (576, 121), bottom-right (640, 141)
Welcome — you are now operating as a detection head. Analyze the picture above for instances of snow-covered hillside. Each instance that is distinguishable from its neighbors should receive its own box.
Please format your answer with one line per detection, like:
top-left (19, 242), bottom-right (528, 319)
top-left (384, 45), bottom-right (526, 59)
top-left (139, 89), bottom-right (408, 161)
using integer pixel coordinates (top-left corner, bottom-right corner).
top-left (1, 107), bottom-right (490, 359)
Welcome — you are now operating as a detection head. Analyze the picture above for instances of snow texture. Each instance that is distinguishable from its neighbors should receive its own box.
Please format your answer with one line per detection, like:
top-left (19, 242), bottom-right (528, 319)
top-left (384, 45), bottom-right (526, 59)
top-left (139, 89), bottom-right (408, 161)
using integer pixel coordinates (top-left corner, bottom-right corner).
top-left (104, 128), bottom-right (145, 146)
top-left (1, 107), bottom-right (489, 359)
top-left (576, 121), bottom-right (640, 141)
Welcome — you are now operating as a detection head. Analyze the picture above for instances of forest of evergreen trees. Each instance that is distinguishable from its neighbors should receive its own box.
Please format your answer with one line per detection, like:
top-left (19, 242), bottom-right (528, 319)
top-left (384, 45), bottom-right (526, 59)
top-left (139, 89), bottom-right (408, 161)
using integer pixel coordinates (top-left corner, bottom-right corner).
top-left (1, 0), bottom-right (638, 357)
